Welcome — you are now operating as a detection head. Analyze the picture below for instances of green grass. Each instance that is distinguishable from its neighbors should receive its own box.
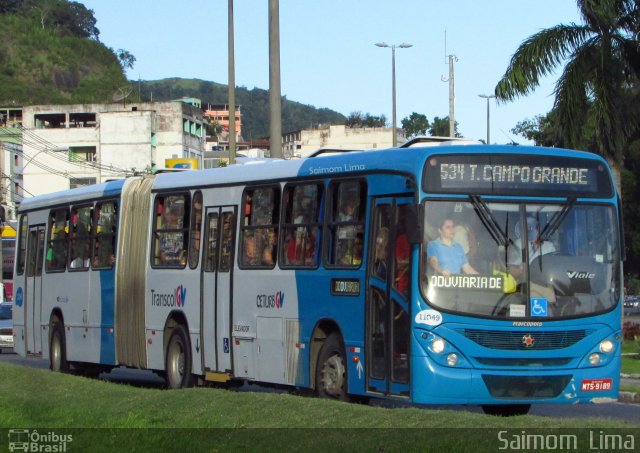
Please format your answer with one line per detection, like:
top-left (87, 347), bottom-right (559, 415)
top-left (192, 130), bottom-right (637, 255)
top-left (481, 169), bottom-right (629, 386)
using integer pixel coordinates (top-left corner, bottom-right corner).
top-left (620, 383), bottom-right (640, 393)
top-left (622, 340), bottom-right (639, 355)
top-left (622, 356), bottom-right (640, 374)
top-left (0, 362), bottom-right (637, 452)
top-left (621, 340), bottom-right (640, 375)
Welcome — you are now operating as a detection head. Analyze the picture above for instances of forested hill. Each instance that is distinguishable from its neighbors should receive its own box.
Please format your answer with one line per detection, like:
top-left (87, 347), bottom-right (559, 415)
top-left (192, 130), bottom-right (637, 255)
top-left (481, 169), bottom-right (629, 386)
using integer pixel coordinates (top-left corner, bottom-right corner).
top-left (0, 1), bottom-right (346, 139)
top-left (0, 4), bottom-right (129, 105)
top-left (141, 78), bottom-right (346, 140)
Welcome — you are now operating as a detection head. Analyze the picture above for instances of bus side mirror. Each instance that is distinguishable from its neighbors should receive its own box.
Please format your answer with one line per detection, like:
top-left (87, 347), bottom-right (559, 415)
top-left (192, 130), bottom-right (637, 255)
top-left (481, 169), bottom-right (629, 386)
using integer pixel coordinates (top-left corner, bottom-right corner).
top-left (404, 204), bottom-right (422, 245)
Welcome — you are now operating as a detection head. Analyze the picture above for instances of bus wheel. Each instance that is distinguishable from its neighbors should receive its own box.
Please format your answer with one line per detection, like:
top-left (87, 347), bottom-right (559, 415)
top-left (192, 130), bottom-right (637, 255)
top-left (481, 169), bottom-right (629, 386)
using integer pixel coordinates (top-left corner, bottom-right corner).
top-left (165, 325), bottom-right (194, 389)
top-left (482, 404), bottom-right (531, 416)
top-left (316, 333), bottom-right (349, 401)
top-left (50, 321), bottom-right (69, 373)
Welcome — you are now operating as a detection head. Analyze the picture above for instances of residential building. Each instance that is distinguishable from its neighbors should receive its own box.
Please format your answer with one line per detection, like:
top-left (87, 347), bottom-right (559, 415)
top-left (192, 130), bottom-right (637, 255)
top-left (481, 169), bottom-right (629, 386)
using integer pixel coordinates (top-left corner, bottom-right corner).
top-left (0, 106), bottom-right (24, 220)
top-left (282, 124), bottom-right (405, 158)
top-left (19, 101), bottom-right (204, 196)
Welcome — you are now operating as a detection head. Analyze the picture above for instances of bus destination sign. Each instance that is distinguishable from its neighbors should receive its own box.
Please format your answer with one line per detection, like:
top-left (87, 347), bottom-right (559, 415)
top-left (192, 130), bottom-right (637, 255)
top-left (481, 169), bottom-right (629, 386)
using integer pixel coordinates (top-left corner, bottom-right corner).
top-left (424, 154), bottom-right (612, 197)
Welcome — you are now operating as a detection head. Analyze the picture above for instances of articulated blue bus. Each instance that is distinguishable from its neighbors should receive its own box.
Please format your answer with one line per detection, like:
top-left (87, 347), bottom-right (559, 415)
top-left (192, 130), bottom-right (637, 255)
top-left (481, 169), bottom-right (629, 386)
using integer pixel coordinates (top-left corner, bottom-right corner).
top-left (12, 139), bottom-right (622, 415)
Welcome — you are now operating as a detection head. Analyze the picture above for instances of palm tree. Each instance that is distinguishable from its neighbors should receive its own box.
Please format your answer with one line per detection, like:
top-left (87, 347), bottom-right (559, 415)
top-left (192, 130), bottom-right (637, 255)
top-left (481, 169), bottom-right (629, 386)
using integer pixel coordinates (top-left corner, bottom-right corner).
top-left (495, 0), bottom-right (640, 165)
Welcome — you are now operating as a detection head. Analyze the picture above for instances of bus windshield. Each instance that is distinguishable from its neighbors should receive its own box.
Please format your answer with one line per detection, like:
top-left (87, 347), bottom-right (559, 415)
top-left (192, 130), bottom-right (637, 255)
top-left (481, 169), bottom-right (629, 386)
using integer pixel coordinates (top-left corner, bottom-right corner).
top-left (420, 199), bottom-right (620, 320)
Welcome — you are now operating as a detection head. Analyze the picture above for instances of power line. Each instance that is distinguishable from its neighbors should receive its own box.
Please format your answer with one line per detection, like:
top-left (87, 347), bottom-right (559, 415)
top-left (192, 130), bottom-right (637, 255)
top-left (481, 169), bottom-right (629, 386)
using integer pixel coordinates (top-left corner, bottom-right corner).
top-left (0, 126), bottom-right (134, 176)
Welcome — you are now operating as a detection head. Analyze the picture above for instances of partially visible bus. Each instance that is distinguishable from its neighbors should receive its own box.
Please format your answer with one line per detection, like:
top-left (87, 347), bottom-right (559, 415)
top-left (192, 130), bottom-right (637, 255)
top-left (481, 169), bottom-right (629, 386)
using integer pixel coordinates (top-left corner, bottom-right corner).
top-left (2, 237), bottom-right (15, 301)
top-left (12, 141), bottom-right (622, 415)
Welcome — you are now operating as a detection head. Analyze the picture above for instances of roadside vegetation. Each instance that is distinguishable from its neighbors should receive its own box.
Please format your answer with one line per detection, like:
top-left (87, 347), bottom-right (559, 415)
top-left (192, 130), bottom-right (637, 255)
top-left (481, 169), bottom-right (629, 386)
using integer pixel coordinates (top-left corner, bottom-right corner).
top-left (0, 361), bottom-right (637, 451)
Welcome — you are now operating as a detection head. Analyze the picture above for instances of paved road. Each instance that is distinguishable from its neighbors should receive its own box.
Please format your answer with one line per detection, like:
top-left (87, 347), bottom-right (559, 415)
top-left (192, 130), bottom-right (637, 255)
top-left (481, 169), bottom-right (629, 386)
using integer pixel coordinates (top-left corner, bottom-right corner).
top-left (1, 352), bottom-right (638, 424)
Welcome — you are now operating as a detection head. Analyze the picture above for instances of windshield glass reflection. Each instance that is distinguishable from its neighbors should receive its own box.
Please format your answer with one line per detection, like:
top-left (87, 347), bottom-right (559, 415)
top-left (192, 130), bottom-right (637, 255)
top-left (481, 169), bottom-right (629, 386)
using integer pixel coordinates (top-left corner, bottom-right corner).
top-left (420, 200), bottom-right (620, 319)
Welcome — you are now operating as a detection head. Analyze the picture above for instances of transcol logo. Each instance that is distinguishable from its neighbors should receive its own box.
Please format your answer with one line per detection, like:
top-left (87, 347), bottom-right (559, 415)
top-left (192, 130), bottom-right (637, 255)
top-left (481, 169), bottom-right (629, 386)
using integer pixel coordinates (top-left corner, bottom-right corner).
top-left (256, 291), bottom-right (285, 309)
top-left (151, 285), bottom-right (187, 308)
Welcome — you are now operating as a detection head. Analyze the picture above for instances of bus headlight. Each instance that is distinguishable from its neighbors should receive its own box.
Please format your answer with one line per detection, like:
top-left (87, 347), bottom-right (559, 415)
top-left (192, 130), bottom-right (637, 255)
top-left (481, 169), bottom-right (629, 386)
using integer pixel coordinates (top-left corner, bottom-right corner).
top-left (599, 340), bottom-right (614, 354)
top-left (432, 339), bottom-right (446, 354)
top-left (589, 353), bottom-right (601, 366)
top-left (446, 353), bottom-right (458, 366)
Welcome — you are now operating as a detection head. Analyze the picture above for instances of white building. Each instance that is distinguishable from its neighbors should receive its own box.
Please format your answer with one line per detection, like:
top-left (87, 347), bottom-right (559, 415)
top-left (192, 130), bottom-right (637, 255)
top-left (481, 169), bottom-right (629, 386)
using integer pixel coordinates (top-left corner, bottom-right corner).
top-left (19, 101), bottom-right (204, 196)
top-left (282, 124), bottom-right (405, 158)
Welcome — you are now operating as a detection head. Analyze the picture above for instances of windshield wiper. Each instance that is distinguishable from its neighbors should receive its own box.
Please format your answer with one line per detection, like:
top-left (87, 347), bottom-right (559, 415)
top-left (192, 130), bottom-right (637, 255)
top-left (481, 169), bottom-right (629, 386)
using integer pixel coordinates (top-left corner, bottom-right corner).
top-left (538, 197), bottom-right (576, 242)
top-left (469, 195), bottom-right (509, 247)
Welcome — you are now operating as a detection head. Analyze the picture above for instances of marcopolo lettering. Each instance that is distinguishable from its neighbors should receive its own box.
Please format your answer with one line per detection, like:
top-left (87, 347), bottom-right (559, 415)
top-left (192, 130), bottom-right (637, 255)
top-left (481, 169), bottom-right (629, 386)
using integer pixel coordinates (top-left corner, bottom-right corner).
top-left (430, 275), bottom-right (503, 290)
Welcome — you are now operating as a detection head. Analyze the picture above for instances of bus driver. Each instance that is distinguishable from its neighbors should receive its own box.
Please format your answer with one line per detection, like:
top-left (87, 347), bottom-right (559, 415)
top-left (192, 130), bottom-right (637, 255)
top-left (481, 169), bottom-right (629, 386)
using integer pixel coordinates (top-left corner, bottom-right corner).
top-left (427, 218), bottom-right (479, 276)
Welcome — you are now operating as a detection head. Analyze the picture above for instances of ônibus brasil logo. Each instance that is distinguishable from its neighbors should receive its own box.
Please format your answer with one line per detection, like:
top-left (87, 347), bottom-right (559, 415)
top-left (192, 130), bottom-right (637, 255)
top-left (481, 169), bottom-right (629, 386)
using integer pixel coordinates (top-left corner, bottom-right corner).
top-left (256, 291), bottom-right (285, 309)
top-left (151, 285), bottom-right (187, 308)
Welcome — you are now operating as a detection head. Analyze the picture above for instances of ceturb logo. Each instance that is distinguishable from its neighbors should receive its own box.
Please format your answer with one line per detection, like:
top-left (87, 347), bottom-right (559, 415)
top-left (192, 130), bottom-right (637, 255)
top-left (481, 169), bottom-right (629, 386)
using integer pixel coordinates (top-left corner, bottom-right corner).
top-left (256, 291), bottom-right (285, 309)
top-left (151, 285), bottom-right (187, 308)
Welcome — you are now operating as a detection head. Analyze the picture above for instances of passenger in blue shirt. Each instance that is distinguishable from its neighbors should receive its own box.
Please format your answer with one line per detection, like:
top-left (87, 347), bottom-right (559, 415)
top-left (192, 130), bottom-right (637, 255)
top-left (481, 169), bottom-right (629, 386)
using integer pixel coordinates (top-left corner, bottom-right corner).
top-left (427, 218), bottom-right (479, 276)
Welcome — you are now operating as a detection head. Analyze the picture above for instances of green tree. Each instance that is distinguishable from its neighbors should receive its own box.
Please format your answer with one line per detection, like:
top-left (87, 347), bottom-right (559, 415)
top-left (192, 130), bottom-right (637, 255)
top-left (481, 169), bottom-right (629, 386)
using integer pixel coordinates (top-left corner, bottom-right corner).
top-left (429, 116), bottom-right (460, 137)
top-left (401, 112), bottom-right (429, 138)
top-left (345, 111), bottom-right (387, 128)
top-left (116, 49), bottom-right (136, 70)
top-left (495, 0), bottom-right (640, 165)
top-left (1, 0), bottom-right (99, 39)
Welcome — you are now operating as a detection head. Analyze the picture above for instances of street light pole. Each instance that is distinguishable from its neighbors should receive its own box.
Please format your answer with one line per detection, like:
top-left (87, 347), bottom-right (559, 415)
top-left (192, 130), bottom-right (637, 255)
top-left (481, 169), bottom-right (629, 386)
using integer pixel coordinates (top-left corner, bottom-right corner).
top-left (478, 94), bottom-right (496, 144)
top-left (375, 42), bottom-right (412, 147)
top-left (228, 0), bottom-right (236, 164)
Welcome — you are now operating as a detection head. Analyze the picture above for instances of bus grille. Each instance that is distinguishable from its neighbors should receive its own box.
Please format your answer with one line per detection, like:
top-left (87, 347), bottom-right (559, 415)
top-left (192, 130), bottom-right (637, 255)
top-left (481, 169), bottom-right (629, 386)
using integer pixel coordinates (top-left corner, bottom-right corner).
top-left (482, 375), bottom-right (572, 399)
top-left (473, 357), bottom-right (572, 367)
top-left (459, 329), bottom-right (594, 350)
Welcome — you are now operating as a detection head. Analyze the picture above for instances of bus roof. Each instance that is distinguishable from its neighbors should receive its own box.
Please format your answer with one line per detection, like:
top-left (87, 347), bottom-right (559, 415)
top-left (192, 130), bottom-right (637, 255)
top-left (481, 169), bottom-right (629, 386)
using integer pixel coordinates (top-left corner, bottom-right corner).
top-left (18, 178), bottom-right (127, 213)
top-left (153, 144), bottom-right (609, 192)
top-left (17, 144), bottom-right (611, 211)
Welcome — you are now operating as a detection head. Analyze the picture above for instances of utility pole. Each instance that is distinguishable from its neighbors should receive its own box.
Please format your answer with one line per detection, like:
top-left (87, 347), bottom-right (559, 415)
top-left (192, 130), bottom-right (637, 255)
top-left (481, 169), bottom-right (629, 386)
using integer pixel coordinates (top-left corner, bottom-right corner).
top-left (441, 32), bottom-right (457, 137)
top-left (447, 55), bottom-right (456, 137)
top-left (268, 0), bottom-right (283, 158)
top-left (227, 0), bottom-right (236, 165)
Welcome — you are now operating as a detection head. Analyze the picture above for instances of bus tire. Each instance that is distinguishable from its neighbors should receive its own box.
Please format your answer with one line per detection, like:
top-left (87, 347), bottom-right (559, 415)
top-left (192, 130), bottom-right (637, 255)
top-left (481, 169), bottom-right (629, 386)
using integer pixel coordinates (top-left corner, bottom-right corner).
top-left (481, 404), bottom-right (531, 416)
top-left (316, 332), bottom-right (349, 401)
top-left (50, 321), bottom-right (69, 373)
top-left (165, 325), bottom-right (194, 389)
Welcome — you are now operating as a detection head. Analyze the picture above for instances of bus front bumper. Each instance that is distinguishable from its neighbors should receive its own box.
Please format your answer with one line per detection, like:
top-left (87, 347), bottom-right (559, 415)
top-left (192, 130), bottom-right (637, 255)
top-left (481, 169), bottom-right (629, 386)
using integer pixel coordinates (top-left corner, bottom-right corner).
top-left (410, 354), bottom-right (621, 405)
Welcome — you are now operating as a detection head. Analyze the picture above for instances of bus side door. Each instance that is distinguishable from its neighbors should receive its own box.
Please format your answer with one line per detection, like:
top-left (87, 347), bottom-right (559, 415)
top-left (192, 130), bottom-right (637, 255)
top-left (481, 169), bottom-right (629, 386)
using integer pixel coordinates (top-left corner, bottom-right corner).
top-left (366, 197), bottom-right (412, 396)
top-left (201, 206), bottom-right (236, 374)
top-left (25, 225), bottom-right (45, 354)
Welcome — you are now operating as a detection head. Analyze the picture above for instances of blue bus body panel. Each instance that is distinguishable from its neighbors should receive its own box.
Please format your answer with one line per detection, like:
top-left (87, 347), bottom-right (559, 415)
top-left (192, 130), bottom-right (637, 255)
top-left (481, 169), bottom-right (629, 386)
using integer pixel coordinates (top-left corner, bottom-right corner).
top-left (409, 299), bottom-right (621, 404)
top-left (99, 268), bottom-right (116, 365)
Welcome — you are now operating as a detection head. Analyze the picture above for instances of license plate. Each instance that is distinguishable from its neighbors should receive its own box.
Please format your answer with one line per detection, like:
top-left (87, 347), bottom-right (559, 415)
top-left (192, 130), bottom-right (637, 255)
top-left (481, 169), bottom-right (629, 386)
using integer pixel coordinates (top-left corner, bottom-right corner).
top-left (581, 378), bottom-right (613, 392)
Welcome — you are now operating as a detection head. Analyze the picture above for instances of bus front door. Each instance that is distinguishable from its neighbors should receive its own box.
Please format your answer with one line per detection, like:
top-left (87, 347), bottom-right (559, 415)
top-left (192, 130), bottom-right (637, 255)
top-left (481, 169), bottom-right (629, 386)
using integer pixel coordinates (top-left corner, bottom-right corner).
top-left (200, 206), bottom-right (236, 375)
top-left (366, 198), bottom-right (412, 397)
top-left (24, 225), bottom-right (45, 355)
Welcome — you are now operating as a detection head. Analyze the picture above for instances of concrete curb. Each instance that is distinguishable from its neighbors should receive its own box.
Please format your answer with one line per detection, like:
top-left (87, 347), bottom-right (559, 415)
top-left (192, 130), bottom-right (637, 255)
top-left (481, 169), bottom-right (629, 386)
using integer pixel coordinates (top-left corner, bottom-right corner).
top-left (620, 373), bottom-right (640, 379)
top-left (619, 391), bottom-right (639, 403)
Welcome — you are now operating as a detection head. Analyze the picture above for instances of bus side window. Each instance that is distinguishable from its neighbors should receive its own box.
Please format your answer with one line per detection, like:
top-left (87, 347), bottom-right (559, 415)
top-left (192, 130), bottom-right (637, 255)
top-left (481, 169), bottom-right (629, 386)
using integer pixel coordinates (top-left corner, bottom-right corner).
top-left (46, 208), bottom-right (69, 272)
top-left (69, 205), bottom-right (93, 270)
top-left (240, 187), bottom-right (279, 268)
top-left (152, 194), bottom-right (190, 267)
top-left (327, 180), bottom-right (366, 266)
top-left (188, 192), bottom-right (203, 269)
top-left (281, 183), bottom-right (323, 268)
top-left (219, 212), bottom-right (234, 272)
top-left (93, 201), bottom-right (117, 269)
top-left (16, 215), bottom-right (27, 275)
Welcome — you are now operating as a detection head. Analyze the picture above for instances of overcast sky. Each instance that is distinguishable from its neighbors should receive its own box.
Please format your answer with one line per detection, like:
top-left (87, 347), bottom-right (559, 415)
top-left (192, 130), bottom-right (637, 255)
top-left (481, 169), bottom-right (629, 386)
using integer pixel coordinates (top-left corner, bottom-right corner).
top-left (80, 0), bottom-right (582, 144)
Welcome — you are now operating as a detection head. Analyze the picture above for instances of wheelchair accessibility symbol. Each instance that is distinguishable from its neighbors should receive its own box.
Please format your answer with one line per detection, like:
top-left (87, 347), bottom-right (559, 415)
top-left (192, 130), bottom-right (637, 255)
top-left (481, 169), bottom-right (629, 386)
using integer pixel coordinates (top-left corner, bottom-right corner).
top-left (530, 298), bottom-right (548, 317)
